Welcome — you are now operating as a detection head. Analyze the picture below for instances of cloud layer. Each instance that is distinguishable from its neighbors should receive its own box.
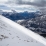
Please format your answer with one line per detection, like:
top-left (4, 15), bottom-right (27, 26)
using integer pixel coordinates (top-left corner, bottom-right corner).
top-left (0, 0), bottom-right (46, 14)
top-left (7, 0), bottom-right (46, 7)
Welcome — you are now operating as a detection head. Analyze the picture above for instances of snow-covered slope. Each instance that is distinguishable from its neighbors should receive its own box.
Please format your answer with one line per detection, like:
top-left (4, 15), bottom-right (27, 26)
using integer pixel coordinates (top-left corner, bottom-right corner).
top-left (0, 15), bottom-right (46, 46)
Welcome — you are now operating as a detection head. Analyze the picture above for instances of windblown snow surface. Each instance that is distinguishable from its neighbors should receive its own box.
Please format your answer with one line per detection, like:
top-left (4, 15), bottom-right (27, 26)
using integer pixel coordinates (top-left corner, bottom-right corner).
top-left (0, 15), bottom-right (46, 46)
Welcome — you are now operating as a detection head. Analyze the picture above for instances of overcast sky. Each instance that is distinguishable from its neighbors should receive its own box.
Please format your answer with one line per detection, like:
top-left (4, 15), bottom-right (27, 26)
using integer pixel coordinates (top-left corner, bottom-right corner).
top-left (0, 0), bottom-right (46, 13)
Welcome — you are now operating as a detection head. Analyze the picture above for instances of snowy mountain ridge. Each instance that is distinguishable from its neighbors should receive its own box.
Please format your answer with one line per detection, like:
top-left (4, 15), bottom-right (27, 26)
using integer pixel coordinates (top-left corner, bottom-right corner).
top-left (0, 15), bottom-right (46, 46)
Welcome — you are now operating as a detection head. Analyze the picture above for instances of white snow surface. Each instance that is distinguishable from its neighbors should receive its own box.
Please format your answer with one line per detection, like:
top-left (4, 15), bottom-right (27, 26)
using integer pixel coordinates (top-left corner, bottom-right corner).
top-left (0, 15), bottom-right (46, 46)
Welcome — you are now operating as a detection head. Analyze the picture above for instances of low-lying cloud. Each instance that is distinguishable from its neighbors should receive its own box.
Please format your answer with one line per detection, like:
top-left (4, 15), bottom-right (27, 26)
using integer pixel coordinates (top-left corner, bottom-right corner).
top-left (0, 0), bottom-right (46, 14)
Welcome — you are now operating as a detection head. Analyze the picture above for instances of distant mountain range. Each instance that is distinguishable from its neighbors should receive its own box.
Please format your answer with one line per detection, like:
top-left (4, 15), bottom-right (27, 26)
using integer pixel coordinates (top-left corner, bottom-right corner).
top-left (0, 10), bottom-right (42, 21)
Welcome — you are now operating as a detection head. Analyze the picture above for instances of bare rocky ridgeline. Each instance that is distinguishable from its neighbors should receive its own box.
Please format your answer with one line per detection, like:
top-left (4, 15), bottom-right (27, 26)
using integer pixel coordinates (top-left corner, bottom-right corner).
top-left (16, 15), bottom-right (46, 37)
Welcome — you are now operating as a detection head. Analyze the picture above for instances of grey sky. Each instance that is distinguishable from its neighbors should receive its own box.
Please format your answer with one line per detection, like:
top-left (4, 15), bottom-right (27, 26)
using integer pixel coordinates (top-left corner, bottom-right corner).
top-left (7, 0), bottom-right (46, 7)
top-left (0, 0), bottom-right (46, 14)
